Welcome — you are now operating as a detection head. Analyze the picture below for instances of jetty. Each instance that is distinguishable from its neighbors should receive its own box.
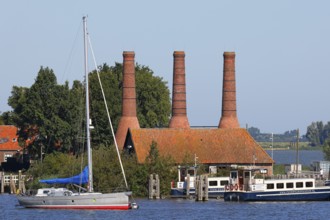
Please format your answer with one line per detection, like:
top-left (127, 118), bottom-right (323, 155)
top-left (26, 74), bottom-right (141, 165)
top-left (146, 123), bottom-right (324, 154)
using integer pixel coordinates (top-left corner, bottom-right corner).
top-left (0, 170), bottom-right (26, 194)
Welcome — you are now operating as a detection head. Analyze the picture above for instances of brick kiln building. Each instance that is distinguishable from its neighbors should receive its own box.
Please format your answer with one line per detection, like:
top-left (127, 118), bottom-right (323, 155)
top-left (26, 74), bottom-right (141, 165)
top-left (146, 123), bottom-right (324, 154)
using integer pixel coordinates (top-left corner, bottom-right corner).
top-left (115, 51), bottom-right (274, 174)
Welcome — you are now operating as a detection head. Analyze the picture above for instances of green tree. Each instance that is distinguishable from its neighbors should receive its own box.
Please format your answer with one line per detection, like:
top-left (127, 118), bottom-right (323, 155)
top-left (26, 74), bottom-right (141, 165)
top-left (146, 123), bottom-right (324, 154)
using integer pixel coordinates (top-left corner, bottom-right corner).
top-left (7, 62), bottom-right (171, 158)
top-left (8, 67), bottom-right (81, 156)
top-left (89, 63), bottom-right (122, 147)
top-left (323, 138), bottom-right (330, 161)
top-left (0, 111), bottom-right (15, 125)
top-left (136, 65), bottom-right (171, 128)
top-left (144, 141), bottom-right (176, 196)
top-left (306, 121), bottom-right (328, 146)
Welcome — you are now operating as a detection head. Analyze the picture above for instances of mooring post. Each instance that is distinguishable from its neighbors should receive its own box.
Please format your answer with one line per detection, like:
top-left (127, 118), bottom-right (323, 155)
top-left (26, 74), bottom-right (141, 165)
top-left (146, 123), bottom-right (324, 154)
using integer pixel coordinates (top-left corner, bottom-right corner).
top-left (195, 175), bottom-right (208, 201)
top-left (195, 175), bottom-right (201, 201)
top-left (155, 174), bottom-right (160, 199)
top-left (149, 174), bottom-right (160, 199)
top-left (18, 170), bottom-right (25, 194)
top-left (203, 175), bottom-right (209, 201)
top-left (148, 174), bottom-right (153, 199)
top-left (186, 174), bottom-right (190, 197)
top-left (0, 172), bottom-right (4, 194)
top-left (10, 174), bottom-right (16, 194)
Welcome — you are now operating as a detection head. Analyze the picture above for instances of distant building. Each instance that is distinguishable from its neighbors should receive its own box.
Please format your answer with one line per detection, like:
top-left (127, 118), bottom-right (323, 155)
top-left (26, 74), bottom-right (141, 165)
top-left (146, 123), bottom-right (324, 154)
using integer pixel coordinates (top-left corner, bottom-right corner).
top-left (116, 51), bottom-right (274, 174)
top-left (285, 164), bottom-right (302, 175)
top-left (0, 125), bottom-right (22, 163)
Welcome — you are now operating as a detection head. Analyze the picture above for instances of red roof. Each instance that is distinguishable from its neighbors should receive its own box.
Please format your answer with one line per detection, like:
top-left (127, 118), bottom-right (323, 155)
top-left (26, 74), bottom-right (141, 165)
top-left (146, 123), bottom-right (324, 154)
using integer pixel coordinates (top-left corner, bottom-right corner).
top-left (0, 125), bottom-right (22, 151)
top-left (126, 128), bottom-right (273, 165)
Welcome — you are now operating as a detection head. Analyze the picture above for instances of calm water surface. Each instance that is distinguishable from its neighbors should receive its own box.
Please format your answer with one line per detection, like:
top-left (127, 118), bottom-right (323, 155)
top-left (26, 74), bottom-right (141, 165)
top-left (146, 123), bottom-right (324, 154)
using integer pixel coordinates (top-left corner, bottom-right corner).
top-left (266, 150), bottom-right (324, 166)
top-left (1, 194), bottom-right (329, 220)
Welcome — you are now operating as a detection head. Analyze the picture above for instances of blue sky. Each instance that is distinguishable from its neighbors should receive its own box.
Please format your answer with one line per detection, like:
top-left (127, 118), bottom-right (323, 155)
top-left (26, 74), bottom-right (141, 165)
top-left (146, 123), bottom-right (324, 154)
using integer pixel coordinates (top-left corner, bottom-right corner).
top-left (1, 0), bottom-right (330, 134)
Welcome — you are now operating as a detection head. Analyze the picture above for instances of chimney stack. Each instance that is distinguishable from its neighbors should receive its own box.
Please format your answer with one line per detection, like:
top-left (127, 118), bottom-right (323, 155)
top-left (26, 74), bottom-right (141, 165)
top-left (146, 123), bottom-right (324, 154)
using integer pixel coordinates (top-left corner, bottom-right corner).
top-left (115, 51), bottom-right (140, 149)
top-left (169, 51), bottom-right (190, 128)
top-left (218, 52), bottom-right (240, 128)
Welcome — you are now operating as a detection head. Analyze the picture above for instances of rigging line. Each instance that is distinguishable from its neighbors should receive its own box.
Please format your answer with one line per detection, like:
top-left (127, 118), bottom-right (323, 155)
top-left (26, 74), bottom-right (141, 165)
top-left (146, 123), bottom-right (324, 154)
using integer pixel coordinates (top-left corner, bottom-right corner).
top-left (60, 20), bottom-right (83, 83)
top-left (87, 35), bottom-right (129, 190)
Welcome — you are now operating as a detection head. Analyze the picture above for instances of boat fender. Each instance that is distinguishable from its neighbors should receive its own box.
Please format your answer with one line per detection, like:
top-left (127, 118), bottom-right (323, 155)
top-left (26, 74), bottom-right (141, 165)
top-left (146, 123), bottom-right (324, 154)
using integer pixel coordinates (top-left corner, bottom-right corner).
top-left (225, 185), bottom-right (230, 191)
top-left (239, 185), bottom-right (243, 191)
top-left (230, 184), bottom-right (234, 191)
top-left (234, 184), bottom-right (238, 191)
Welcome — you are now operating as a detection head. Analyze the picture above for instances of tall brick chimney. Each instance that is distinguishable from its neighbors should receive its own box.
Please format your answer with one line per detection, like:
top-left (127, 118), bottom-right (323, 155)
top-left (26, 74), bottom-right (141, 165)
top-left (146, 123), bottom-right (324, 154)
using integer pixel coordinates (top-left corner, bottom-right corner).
top-left (169, 51), bottom-right (190, 128)
top-left (218, 52), bottom-right (240, 128)
top-left (115, 51), bottom-right (140, 149)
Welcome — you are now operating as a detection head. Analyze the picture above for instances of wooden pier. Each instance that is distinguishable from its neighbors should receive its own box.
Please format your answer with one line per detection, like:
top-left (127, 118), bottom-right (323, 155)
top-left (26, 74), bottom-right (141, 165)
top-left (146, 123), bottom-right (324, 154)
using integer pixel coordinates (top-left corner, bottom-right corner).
top-left (0, 171), bottom-right (26, 194)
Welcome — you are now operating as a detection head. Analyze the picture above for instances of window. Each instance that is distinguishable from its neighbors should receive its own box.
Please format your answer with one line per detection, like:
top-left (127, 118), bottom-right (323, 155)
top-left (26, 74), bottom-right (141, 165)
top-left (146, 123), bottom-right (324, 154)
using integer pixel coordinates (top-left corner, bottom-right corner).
top-left (4, 153), bottom-right (12, 162)
top-left (209, 181), bottom-right (218, 186)
top-left (296, 182), bottom-right (303, 188)
top-left (286, 182), bottom-right (294, 188)
top-left (0, 138), bottom-right (9, 144)
top-left (305, 182), bottom-right (313, 188)
top-left (187, 170), bottom-right (195, 176)
top-left (276, 183), bottom-right (284, 189)
top-left (267, 184), bottom-right (274, 189)
top-left (220, 180), bottom-right (229, 186)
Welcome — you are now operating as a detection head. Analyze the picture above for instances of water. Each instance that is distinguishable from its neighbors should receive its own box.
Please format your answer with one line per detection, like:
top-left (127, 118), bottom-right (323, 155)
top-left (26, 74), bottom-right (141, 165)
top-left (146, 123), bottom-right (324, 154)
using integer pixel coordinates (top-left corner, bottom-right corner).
top-left (1, 194), bottom-right (329, 220)
top-left (266, 150), bottom-right (324, 166)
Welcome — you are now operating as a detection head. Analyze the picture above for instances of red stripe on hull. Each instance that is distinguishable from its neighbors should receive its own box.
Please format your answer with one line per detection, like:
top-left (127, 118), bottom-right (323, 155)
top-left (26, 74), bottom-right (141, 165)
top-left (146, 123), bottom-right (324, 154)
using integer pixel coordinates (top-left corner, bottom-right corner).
top-left (26, 205), bottom-right (130, 210)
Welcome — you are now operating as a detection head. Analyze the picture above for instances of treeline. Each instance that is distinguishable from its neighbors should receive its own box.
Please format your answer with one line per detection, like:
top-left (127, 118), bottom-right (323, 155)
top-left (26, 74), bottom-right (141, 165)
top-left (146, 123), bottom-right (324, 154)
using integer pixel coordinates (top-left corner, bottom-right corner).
top-left (305, 121), bottom-right (330, 147)
top-left (1, 64), bottom-right (171, 158)
top-left (248, 121), bottom-right (330, 149)
top-left (247, 127), bottom-right (308, 143)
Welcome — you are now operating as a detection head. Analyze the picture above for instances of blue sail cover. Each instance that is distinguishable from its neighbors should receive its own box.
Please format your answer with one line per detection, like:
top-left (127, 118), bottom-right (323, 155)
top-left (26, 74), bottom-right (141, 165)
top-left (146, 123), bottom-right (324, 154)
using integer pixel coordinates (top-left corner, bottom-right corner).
top-left (39, 166), bottom-right (89, 185)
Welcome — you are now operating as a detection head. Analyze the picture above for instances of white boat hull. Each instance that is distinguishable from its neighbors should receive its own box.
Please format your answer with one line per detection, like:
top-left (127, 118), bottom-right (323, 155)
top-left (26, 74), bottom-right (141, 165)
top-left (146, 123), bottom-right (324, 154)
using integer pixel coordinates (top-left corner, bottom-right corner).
top-left (17, 192), bottom-right (132, 210)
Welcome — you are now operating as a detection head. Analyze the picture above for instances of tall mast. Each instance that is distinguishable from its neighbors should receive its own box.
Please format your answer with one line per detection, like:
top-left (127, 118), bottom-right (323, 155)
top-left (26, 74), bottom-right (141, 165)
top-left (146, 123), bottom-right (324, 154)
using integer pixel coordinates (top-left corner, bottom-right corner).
top-left (83, 16), bottom-right (93, 192)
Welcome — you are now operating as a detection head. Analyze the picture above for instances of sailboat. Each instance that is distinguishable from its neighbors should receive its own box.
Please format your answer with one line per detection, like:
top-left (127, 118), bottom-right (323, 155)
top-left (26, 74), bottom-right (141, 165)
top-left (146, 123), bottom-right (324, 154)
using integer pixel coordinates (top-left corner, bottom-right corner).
top-left (17, 17), bottom-right (134, 210)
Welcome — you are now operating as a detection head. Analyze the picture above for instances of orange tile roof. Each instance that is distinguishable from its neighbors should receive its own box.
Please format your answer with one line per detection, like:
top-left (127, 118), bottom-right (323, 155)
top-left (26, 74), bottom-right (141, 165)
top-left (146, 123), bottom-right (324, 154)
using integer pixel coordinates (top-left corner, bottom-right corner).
top-left (0, 125), bottom-right (22, 151)
top-left (126, 128), bottom-right (274, 165)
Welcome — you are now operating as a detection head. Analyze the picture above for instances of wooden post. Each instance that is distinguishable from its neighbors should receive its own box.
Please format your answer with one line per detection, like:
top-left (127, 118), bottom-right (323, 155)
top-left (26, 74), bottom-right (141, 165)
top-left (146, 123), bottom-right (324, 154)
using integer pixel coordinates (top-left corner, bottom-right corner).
top-left (18, 170), bottom-right (26, 194)
top-left (148, 174), bottom-right (153, 199)
top-left (195, 175), bottom-right (208, 201)
top-left (148, 174), bottom-right (160, 199)
top-left (185, 174), bottom-right (190, 197)
top-left (203, 175), bottom-right (208, 201)
top-left (10, 174), bottom-right (16, 194)
top-left (195, 175), bottom-right (201, 201)
top-left (155, 174), bottom-right (160, 199)
top-left (0, 172), bottom-right (4, 194)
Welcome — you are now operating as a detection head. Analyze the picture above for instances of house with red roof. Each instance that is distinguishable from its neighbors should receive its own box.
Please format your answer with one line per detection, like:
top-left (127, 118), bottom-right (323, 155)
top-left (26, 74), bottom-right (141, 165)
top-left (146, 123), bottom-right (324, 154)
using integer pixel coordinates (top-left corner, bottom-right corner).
top-left (0, 125), bottom-right (22, 163)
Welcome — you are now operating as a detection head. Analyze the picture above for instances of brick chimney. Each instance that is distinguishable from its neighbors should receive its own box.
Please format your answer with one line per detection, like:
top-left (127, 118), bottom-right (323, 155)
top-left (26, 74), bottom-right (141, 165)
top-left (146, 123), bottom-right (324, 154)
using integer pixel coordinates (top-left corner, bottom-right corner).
top-left (169, 51), bottom-right (190, 128)
top-left (115, 51), bottom-right (140, 149)
top-left (218, 52), bottom-right (240, 128)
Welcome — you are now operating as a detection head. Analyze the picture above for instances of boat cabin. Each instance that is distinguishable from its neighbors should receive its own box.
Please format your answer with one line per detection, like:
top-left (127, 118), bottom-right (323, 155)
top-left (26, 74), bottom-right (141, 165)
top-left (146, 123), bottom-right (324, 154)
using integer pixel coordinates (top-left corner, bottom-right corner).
top-left (35, 188), bottom-right (73, 197)
top-left (227, 169), bottom-right (316, 192)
